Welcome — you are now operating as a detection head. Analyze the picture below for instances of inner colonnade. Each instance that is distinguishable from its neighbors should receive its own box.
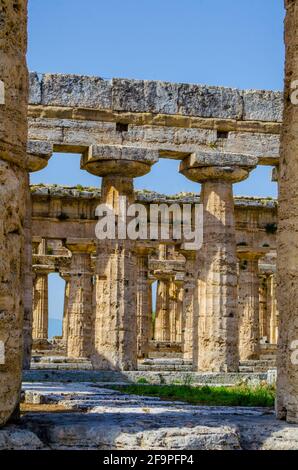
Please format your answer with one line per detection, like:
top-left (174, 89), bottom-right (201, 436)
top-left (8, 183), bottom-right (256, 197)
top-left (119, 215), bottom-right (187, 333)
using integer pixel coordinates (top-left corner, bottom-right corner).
top-left (2, 0), bottom-right (298, 434)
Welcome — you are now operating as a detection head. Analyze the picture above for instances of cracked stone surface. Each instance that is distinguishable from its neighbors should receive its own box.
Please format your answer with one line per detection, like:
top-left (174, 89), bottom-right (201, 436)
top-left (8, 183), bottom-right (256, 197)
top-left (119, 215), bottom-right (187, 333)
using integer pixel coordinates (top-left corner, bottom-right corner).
top-left (10, 382), bottom-right (297, 450)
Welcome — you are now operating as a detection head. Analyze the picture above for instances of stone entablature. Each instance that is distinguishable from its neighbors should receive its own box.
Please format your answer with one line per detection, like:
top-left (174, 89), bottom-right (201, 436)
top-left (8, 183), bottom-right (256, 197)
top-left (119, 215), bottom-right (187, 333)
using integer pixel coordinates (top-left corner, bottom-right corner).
top-left (27, 74), bottom-right (282, 168)
top-left (29, 73), bottom-right (283, 123)
top-left (30, 185), bottom-right (277, 250)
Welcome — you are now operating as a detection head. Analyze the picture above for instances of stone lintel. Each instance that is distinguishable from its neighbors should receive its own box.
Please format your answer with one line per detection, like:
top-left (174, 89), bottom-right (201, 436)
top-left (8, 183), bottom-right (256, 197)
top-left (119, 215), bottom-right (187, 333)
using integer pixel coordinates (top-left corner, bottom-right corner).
top-left (149, 259), bottom-right (185, 273)
top-left (32, 254), bottom-right (71, 270)
top-left (29, 72), bottom-right (283, 123)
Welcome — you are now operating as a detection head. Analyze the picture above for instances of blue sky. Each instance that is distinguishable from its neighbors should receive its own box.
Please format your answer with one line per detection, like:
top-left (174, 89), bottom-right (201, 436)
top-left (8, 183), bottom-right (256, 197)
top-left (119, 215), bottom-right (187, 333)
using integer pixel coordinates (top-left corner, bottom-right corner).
top-left (27, 0), bottom-right (285, 332)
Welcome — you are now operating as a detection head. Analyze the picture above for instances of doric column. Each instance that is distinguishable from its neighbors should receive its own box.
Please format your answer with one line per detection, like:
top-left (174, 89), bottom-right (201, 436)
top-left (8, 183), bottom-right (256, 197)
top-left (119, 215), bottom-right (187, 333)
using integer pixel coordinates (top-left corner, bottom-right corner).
top-left (23, 142), bottom-right (53, 369)
top-left (174, 278), bottom-right (184, 343)
top-left (82, 145), bottom-right (157, 370)
top-left (180, 151), bottom-right (257, 372)
top-left (65, 240), bottom-right (95, 359)
top-left (148, 279), bottom-right (154, 341)
top-left (136, 246), bottom-right (153, 359)
top-left (277, 0), bottom-right (298, 423)
top-left (60, 273), bottom-right (71, 344)
top-left (180, 250), bottom-right (198, 363)
top-left (259, 274), bottom-right (268, 340)
top-left (267, 274), bottom-right (279, 345)
top-left (237, 248), bottom-right (267, 361)
top-left (168, 277), bottom-right (184, 343)
top-left (0, 0), bottom-right (28, 426)
top-left (32, 268), bottom-right (50, 341)
top-left (154, 278), bottom-right (171, 341)
top-left (22, 175), bottom-right (33, 369)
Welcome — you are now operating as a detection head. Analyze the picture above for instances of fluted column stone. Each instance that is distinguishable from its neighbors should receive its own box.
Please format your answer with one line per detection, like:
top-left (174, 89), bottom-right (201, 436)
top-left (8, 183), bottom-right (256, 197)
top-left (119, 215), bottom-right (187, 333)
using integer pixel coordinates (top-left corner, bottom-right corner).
top-left (237, 248), bottom-right (267, 360)
top-left (32, 269), bottom-right (50, 341)
top-left (154, 278), bottom-right (171, 342)
top-left (65, 240), bottom-right (95, 359)
top-left (82, 145), bottom-right (158, 370)
top-left (136, 246), bottom-right (154, 359)
top-left (180, 151), bottom-right (257, 372)
top-left (180, 250), bottom-right (198, 364)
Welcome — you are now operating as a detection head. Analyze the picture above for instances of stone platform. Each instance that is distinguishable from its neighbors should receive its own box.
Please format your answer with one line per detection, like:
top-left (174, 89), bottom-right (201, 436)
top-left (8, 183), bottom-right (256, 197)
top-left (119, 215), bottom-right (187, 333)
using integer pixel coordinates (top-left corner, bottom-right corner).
top-left (23, 369), bottom-right (269, 387)
top-left (1, 382), bottom-right (297, 450)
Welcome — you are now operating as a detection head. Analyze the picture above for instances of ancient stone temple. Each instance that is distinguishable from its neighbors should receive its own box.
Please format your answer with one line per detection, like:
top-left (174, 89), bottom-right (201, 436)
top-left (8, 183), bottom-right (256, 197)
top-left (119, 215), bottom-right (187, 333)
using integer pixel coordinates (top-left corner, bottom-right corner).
top-left (1, 0), bottom-right (298, 436)
top-left (29, 185), bottom-right (279, 373)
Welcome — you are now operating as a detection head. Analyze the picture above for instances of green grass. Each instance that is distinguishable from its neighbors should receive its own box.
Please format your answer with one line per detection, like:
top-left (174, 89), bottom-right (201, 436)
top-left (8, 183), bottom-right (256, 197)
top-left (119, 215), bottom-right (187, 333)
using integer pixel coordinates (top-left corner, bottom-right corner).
top-left (111, 383), bottom-right (275, 407)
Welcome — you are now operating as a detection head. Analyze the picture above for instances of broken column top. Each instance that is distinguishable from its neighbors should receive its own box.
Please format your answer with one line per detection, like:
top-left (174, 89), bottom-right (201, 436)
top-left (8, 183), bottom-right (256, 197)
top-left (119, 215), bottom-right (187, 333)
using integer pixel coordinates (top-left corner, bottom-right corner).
top-left (29, 72), bottom-right (283, 123)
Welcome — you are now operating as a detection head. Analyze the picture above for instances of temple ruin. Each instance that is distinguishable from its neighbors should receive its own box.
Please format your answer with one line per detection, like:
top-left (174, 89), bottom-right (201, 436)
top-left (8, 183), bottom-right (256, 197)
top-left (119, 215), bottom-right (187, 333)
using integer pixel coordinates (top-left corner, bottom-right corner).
top-left (1, 0), bottom-right (298, 440)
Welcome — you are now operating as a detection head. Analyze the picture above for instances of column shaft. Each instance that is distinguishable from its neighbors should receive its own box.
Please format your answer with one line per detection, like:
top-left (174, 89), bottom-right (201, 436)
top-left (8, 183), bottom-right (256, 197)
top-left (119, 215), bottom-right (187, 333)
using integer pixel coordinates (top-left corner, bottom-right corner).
top-left (154, 279), bottom-right (170, 341)
top-left (92, 176), bottom-right (137, 370)
top-left (32, 273), bottom-right (49, 341)
top-left (238, 256), bottom-right (261, 360)
top-left (198, 181), bottom-right (239, 372)
top-left (137, 253), bottom-right (151, 359)
top-left (181, 253), bottom-right (197, 363)
top-left (67, 252), bottom-right (93, 358)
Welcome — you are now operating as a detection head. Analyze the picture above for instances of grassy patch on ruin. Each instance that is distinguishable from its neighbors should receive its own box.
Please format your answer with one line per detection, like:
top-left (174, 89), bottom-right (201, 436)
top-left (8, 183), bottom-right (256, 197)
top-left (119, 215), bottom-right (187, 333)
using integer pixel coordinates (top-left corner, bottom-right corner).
top-left (110, 383), bottom-right (275, 407)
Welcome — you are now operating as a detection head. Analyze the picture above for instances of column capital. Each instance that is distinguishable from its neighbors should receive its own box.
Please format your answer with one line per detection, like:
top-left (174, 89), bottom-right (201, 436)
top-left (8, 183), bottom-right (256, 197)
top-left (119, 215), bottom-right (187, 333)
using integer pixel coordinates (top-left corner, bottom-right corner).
top-left (180, 151), bottom-right (258, 183)
top-left (237, 246), bottom-right (269, 261)
top-left (65, 238), bottom-right (96, 254)
top-left (27, 140), bottom-right (53, 172)
top-left (81, 144), bottom-right (158, 177)
top-left (32, 265), bottom-right (52, 276)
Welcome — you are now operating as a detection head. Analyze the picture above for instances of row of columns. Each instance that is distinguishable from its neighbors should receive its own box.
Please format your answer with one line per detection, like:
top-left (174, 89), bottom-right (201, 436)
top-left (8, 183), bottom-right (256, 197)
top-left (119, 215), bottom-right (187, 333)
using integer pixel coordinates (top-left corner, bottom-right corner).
top-left (31, 242), bottom-right (279, 365)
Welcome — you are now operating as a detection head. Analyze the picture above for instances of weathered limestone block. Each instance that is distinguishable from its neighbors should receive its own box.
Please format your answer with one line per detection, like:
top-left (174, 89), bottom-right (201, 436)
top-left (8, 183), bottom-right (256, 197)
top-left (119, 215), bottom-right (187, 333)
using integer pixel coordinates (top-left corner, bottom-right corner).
top-left (29, 72), bottom-right (41, 105)
top-left (241, 90), bottom-right (283, 122)
top-left (180, 152), bottom-right (257, 372)
top-left (41, 74), bottom-right (112, 109)
top-left (178, 84), bottom-right (243, 119)
top-left (112, 79), bottom-right (179, 114)
top-left (276, 0), bottom-right (298, 424)
top-left (65, 240), bottom-right (95, 359)
top-left (0, 0), bottom-right (28, 427)
top-left (237, 248), bottom-right (267, 360)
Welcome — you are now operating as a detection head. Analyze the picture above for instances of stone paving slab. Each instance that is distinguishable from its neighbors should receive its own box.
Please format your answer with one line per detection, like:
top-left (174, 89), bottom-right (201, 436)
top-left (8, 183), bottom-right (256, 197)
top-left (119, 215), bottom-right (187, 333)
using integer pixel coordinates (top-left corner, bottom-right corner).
top-left (15, 382), bottom-right (298, 450)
